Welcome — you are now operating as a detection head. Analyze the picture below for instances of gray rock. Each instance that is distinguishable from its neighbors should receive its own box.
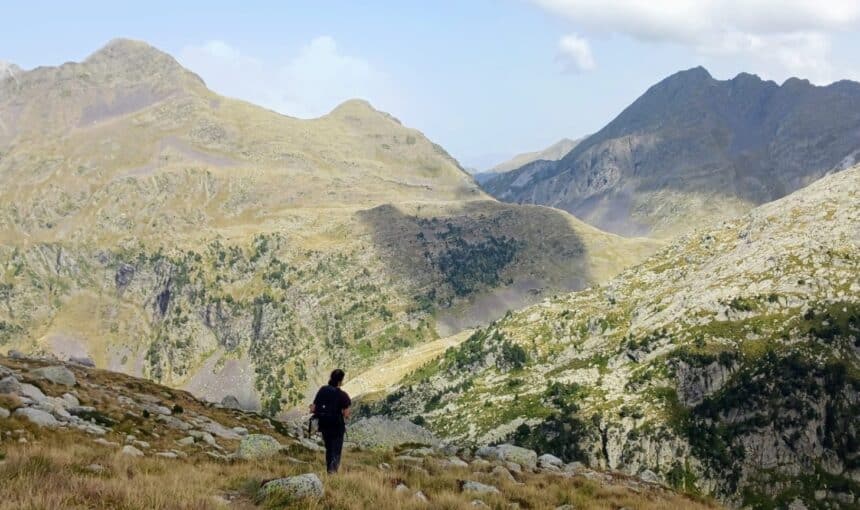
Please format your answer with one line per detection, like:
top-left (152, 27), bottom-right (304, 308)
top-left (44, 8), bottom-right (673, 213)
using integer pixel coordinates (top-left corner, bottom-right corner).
top-left (156, 414), bottom-right (191, 431)
top-left (538, 453), bottom-right (563, 469)
top-left (93, 438), bottom-right (120, 447)
top-left (0, 376), bottom-right (21, 394)
top-left (231, 426), bottom-right (248, 436)
top-left (7, 350), bottom-right (25, 359)
top-left (563, 462), bottom-right (584, 473)
top-left (497, 444), bottom-right (537, 470)
top-left (259, 473), bottom-right (324, 501)
top-left (471, 499), bottom-right (491, 507)
top-left (0, 407), bottom-right (8, 418)
top-left (475, 445), bottom-right (500, 460)
top-left (84, 463), bottom-right (107, 473)
top-left (14, 407), bottom-right (59, 427)
top-left (69, 356), bottom-right (95, 368)
top-left (60, 393), bottom-right (80, 408)
top-left (787, 498), bottom-right (809, 510)
top-left (492, 465), bottom-right (516, 482)
top-left (0, 365), bottom-right (13, 378)
top-left (638, 469), bottom-right (660, 484)
top-left (177, 436), bottom-right (195, 446)
top-left (30, 366), bottom-right (76, 386)
top-left (236, 434), bottom-right (282, 460)
top-left (220, 394), bottom-right (242, 410)
top-left (121, 445), bottom-right (144, 457)
top-left (395, 483), bottom-right (411, 495)
top-left (299, 438), bottom-right (325, 452)
top-left (462, 480), bottom-right (500, 494)
top-left (414, 490), bottom-right (428, 502)
top-left (18, 383), bottom-right (46, 403)
top-left (202, 420), bottom-right (241, 439)
top-left (505, 462), bottom-right (522, 473)
top-left (347, 417), bottom-right (439, 450)
top-left (155, 452), bottom-right (178, 459)
top-left (189, 430), bottom-right (217, 446)
top-left (445, 457), bottom-right (470, 468)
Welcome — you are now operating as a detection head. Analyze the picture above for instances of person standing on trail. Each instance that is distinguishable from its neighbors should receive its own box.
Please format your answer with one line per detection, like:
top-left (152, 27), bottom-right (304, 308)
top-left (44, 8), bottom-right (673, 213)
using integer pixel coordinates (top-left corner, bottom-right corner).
top-left (310, 369), bottom-right (352, 474)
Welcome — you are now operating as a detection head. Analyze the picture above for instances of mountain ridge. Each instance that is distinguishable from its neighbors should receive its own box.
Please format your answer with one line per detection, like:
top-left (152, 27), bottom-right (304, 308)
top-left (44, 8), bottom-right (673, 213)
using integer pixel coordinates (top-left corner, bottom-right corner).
top-left (482, 67), bottom-right (860, 237)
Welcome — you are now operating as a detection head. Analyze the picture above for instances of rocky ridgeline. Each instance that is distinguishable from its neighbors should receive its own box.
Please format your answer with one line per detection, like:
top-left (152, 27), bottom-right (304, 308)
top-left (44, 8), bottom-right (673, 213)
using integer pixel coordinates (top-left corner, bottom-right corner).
top-left (0, 355), bottom-right (706, 508)
top-left (374, 166), bottom-right (860, 508)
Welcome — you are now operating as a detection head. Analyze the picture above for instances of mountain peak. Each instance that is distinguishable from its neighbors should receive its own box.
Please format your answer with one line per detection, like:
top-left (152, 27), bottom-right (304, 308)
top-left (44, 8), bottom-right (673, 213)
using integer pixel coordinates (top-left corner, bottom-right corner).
top-left (82, 38), bottom-right (204, 87)
top-left (327, 98), bottom-right (402, 124)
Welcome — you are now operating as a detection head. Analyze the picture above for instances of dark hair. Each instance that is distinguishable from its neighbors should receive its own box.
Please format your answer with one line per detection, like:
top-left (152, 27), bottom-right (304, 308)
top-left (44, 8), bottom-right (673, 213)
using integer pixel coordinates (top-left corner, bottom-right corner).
top-left (328, 369), bottom-right (345, 387)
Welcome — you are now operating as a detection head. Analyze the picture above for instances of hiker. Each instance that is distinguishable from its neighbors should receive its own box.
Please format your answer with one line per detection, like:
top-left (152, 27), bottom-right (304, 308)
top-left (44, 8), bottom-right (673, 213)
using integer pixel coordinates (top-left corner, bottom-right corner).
top-left (310, 369), bottom-right (352, 474)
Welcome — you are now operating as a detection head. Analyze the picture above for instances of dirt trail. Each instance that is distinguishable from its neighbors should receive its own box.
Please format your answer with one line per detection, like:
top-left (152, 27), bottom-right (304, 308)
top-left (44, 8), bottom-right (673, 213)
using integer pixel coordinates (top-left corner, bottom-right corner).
top-left (344, 329), bottom-right (473, 399)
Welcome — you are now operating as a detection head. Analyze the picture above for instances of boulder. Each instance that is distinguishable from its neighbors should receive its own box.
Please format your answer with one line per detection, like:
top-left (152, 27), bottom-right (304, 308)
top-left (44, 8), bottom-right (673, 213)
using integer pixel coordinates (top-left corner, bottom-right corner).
top-left (30, 366), bottom-right (76, 386)
top-left (505, 462), bottom-right (522, 473)
top-left (538, 453), bottom-right (563, 469)
top-left (414, 491), bottom-right (428, 502)
top-left (18, 383), bottom-right (46, 403)
top-left (461, 480), bottom-right (500, 494)
top-left (475, 445), bottom-right (500, 460)
top-left (638, 469), bottom-right (660, 484)
top-left (445, 457), bottom-right (470, 468)
top-left (220, 395), bottom-right (242, 410)
top-left (471, 501), bottom-right (490, 508)
top-left (14, 408), bottom-right (59, 427)
top-left (347, 417), bottom-right (439, 450)
top-left (0, 376), bottom-right (21, 394)
top-left (0, 406), bottom-right (9, 419)
top-left (395, 483), bottom-right (411, 495)
top-left (236, 434), bottom-right (282, 460)
top-left (492, 465), bottom-right (516, 482)
top-left (177, 436), bottom-right (195, 446)
top-left (259, 473), bottom-right (324, 501)
top-left (121, 445), bottom-right (144, 457)
top-left (496, 444), bottom-right (537, 470)
top-left (155, 452), bottom-right (179, 459)
top-left (60, 393), bottom-right (80, 408)
top-left (232, 426), bottom-right (248, 436)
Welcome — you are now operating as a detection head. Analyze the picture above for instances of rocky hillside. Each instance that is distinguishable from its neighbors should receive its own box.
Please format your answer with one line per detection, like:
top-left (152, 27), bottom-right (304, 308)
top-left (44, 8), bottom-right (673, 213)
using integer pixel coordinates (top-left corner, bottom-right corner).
top-left (371, 166), bottom-right (860, 508)
top-left (475, 138), bottom-right (583, 184)
top-left (0, 354), bottom-right (721, 509)
top-left (0, 39), bottom-right (659, 413)
top-left (483, 68), bottom-right (860, 238)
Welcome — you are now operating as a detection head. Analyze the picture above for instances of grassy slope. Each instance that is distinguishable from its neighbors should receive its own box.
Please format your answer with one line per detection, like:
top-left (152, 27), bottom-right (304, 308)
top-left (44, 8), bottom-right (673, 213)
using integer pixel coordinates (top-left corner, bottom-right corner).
top-left (0, 356), bottom-right (720, 510)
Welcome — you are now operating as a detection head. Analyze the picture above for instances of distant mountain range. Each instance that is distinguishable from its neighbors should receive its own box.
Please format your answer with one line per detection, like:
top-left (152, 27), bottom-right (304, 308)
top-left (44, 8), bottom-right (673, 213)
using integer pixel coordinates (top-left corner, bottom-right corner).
top-left (482, 67), bottom-right (860, 237)
top-left (474, 138), bottom-right (583, 185)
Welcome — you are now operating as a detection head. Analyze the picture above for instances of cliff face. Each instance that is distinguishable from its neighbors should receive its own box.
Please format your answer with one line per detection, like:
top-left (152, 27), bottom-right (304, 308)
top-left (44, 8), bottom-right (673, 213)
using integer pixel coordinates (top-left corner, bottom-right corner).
top-left (373, 166), bottom-right (860, 507)
top-left (483, 68), bottom-right (860, 238)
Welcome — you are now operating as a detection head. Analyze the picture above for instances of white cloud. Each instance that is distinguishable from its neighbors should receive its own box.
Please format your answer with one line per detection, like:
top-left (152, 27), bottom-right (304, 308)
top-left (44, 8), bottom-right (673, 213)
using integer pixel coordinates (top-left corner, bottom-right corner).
top-left (533, 0), bottom-right (860, 83)
top-left (557, 34), bottom-right (596, 72)
top-left (178, 37), bottom-right (396, 118)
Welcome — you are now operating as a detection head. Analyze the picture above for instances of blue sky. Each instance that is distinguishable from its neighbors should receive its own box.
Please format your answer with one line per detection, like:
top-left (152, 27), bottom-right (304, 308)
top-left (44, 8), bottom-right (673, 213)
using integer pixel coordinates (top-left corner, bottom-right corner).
top-left (3, 1), bottom-right (860, 169)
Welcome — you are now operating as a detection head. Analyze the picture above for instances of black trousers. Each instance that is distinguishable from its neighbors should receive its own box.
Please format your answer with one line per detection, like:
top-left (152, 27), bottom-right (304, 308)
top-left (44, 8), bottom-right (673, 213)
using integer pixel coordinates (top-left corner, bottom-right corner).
top-left (321, 427), bottom-right (345, 473)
